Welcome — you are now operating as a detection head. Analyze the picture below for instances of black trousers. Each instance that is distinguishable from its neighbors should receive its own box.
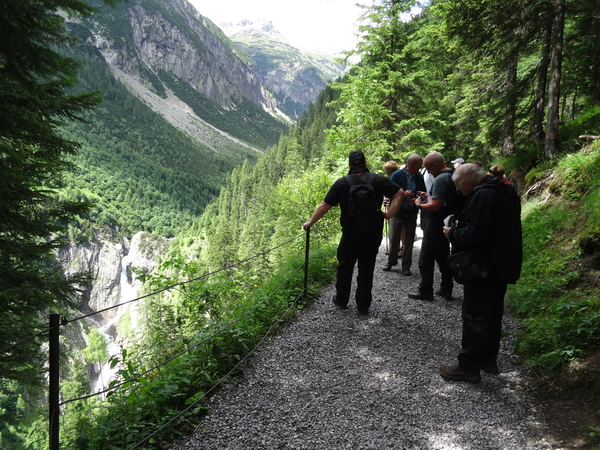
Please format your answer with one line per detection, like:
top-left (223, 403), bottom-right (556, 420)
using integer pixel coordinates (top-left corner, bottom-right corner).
top-left (417, 216), bottom-right (453, 294)
top-left (335, 232), bottom-right (382, 313)
top-left (458, 278), bottom-right (507, 370)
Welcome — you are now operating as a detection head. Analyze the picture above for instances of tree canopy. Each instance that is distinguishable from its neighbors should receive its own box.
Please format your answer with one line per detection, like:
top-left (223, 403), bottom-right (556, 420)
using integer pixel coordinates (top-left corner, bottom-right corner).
top-left (0, 0), bottom-right (117, 385)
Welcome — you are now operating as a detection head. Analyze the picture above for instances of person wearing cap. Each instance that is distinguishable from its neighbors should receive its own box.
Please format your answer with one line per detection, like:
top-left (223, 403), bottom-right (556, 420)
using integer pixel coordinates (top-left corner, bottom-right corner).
top-left (303, 151), bottom-right (405, 314)
top-left (451, 157), bottom-right (465, 169)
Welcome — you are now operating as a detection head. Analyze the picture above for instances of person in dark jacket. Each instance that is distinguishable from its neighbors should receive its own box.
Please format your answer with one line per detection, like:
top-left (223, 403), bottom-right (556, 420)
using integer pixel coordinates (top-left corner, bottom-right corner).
top-left (383, 154), bottom-right (426, 276)
top-left (303, 151), bottom-right (405, 314)
top-left (440, 163), bottom-right (522, 383)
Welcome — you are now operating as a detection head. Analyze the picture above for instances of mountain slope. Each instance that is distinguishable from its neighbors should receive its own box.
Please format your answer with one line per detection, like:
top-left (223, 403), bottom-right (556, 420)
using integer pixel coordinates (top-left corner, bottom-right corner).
top-left (81, 0), bottom-right (290, 148)
top-left (58, 0), bottom-right (302, 238)
top-left (220, 19), bottom-right (347, 118)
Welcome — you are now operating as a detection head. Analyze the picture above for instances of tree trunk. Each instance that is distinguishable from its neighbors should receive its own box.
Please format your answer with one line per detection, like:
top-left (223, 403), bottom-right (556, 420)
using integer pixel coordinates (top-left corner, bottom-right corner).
top-left (501, 58), bottom-right (518, 154)
top-left (544, 0), bottom-right (565, 159)
top-left (534, 17), bottom-right (552, 146)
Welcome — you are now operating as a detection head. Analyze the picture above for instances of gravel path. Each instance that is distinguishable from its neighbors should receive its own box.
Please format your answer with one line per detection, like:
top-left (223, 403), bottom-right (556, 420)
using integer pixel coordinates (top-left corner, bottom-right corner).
top-left (171, 233), bottom-right (559, 450)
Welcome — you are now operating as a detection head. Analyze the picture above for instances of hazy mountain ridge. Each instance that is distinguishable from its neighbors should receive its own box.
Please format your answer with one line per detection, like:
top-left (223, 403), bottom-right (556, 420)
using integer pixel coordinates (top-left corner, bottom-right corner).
top-left (219, 19), bottom-right (347, 118)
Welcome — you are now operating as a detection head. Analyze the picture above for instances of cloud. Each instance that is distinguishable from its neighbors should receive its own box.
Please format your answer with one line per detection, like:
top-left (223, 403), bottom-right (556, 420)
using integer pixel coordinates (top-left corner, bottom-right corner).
top-left (188, 0), bottom-right (362, 56)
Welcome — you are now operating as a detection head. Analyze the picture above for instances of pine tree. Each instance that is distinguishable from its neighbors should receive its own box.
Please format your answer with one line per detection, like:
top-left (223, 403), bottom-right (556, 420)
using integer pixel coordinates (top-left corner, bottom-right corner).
top-left (0, 0), bottom-right (118, 385)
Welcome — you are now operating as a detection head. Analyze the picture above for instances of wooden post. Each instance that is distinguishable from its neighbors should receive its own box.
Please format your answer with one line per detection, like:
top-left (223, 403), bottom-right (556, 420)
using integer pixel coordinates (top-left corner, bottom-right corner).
top-left (304, 228), bottom-right (310, 302)
top-left (49, 314), bottom-right (60, 450)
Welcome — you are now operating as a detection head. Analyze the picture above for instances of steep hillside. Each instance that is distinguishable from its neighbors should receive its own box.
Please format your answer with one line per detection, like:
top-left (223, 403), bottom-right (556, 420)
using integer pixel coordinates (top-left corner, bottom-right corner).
top-left (56, 0), bottom-right (302, 239)
top-left (79, 0), bottom-right (290, 148)
top-left (504, 143), bottom-right (600, 447)
top-left (220, 19), bottom-right (347, 118)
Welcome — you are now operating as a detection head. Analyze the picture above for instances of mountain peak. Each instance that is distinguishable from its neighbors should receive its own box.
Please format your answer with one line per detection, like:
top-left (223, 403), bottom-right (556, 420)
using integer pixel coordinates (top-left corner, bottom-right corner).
top-left (219, 19), bottom-right (285, 41)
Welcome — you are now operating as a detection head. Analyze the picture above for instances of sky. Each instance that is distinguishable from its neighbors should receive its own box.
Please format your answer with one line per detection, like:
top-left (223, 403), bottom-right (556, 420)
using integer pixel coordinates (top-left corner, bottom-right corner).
top-left (188, 0), bottom-right (364, 56)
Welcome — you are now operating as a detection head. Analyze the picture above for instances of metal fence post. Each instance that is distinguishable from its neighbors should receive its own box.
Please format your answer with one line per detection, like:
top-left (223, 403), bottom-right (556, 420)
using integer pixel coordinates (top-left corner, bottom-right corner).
top-left (304, 227), bottom-right (310, 302)
top-left (49, 313), bottom-right (60, 450)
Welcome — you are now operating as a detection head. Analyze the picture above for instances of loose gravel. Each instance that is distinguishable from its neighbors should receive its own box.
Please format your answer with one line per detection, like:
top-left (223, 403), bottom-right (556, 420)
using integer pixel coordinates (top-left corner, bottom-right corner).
top-left (170, 233), bottom-right (559, 450)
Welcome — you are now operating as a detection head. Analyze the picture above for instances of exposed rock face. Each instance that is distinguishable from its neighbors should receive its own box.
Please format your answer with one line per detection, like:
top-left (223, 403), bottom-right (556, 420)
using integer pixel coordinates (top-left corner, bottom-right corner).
top-left (88, 0), bottom-right (279, 115)
top-left (58, 232), bottom-right (170, 389)
top-left (220, 19), bottom-right (347, 118)
top-left (58, 232), bottom-right (170, 324)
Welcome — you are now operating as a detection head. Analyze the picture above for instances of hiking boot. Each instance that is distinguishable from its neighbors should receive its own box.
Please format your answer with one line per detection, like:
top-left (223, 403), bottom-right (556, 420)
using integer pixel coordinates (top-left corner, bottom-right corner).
top-left (407, 290), bottom-right (434, 301)
top-left (401, 269), bottom-right (412, 276)
top-left (331, 295), bottom-right (348, 310)
top-left (382, 263), bottom-right (396, 271)
top-left (480, 359), bottom-right (499, 374)
top-left (439, 365), bottom-right (481, 383)
top-left (435, 289), bottom-right (453, 301)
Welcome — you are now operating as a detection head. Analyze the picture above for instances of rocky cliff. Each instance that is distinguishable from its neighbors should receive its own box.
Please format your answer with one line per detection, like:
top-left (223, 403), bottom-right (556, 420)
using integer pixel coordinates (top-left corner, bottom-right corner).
top-left (78, 0), bottom-right (290, 152)
top-left (219, 19), bottom-right (347, 118)
top-left (58, 232), bottom-right (170, 324)
top-left (90, 0), bottom-right (278, 113)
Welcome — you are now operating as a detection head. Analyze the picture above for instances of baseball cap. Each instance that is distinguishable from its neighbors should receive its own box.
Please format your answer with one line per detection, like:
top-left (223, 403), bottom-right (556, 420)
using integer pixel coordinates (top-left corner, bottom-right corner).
top-left (349, 150), bottom-right (366, 165)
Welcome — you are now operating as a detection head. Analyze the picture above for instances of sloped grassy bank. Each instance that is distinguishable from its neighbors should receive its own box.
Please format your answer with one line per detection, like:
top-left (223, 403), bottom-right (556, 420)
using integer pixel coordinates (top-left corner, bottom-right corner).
top-left (505, 142), bottom-right (600, 446)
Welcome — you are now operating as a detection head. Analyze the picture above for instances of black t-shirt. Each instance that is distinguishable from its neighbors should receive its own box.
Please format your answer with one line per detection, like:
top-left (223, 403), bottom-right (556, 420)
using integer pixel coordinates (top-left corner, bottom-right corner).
top-left (324, 166), bottom-right (401, 235)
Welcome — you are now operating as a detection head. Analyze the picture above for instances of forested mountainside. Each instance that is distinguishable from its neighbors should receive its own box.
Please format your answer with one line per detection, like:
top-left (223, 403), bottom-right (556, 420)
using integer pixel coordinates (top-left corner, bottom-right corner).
top-left (220, 19), bottom-right (347, 119)
top-left (3, 0), bottom-right (600, 448)
top-left (57, 0), bottom-right (295, 238)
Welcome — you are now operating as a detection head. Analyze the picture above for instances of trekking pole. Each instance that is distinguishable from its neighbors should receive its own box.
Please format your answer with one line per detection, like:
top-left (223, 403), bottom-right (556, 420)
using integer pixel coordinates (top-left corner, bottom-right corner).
top-left (384, 219), bottom-right (388, 252)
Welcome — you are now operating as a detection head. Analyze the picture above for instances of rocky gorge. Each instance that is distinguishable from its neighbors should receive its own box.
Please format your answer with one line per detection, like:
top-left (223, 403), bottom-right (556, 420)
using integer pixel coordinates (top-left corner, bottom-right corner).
top-left (58, 232), bottom-right (171, 386)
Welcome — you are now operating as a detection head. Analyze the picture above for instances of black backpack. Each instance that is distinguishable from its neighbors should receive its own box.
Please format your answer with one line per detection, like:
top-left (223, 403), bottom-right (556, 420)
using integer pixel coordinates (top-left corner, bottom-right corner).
top-left (344, 173), bottom-right (382, 237)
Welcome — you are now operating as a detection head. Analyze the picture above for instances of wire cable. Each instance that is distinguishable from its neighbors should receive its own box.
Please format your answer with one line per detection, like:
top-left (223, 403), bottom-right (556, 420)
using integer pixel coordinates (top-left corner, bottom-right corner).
top-left (127, 282), bottom-right (305, 449)
top-left (61, 233), bottom-right (303, 326)
top-left (0, 327), bottom-right (52, 354)
top-left (60, 258), bottom-right (307, 406)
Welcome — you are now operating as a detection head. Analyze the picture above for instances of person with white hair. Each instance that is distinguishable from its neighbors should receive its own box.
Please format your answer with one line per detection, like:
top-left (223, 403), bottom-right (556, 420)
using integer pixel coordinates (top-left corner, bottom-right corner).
top-left (439, 163), bottom-right (523, 383)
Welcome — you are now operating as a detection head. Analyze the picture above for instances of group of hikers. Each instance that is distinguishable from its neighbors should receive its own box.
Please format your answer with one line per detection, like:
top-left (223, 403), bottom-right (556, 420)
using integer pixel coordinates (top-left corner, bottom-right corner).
top-left (303, 150), bottom-right (523, 384)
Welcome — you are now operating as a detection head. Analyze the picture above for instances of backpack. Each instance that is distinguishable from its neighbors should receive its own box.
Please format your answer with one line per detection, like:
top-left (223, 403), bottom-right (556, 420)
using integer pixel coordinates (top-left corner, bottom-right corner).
top-left (344, 173), bottom-right (382, 237)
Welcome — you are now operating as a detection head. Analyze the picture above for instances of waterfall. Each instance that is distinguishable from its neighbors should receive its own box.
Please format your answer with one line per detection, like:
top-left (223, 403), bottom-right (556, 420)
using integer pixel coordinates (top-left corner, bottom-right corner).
top-left (90, 252), bottom-right (136, 397)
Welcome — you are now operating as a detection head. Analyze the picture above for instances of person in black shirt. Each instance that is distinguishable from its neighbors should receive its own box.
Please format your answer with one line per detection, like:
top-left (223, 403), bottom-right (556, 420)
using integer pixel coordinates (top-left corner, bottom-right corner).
top-left (303, 151), bottom-right (405, 314)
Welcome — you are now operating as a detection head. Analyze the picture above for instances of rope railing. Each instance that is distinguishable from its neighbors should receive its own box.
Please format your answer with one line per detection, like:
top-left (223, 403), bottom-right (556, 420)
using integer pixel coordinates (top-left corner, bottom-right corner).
top-left (0, 326), bottom-right (52, 355)
top-left (31, 226), bottom-right (338, 449)
top-left (61, 233), bottom-right (305, 326)
top-left (0, 232), bottom-right (316, 354)
top-left (127, 264), bottom-right (309, 449)
top-left (59, 251), bottom-right (308, 406)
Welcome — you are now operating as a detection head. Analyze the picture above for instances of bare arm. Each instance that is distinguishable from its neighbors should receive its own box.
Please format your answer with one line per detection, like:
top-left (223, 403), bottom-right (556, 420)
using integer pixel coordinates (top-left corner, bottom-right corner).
top-left (303, 201), bottom-right (333, 230)
top-left (416, 197), bottom-right (444, 212)
top-left (382, 189), bottom-right (405, 219)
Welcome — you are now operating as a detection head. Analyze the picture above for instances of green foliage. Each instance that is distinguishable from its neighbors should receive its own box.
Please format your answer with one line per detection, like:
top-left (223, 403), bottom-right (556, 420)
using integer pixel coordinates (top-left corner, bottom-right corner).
top-left (82, 328), bottom-right (109, 365)
top-left (329, 2), bottom-right (452, 165)
top-left (560, 106), bottom-right (600, 146)
top-left (0, 0), bottom-right (115, 386)
top-left (55, 42), bottom-right (262, 237)
top-left (506, 147), bottom-right (600, 376)
top-left (62, 247), bottom-right (336, 448)
top-left (547, 144), bottom-right (600, 200)
top-left (272, 168), bottom-right (339, 248)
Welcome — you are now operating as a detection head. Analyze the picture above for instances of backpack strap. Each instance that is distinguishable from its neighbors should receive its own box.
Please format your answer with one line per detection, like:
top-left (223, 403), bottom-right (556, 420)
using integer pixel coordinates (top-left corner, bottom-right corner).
top-left (345, 172), bottom-right (374, 187)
